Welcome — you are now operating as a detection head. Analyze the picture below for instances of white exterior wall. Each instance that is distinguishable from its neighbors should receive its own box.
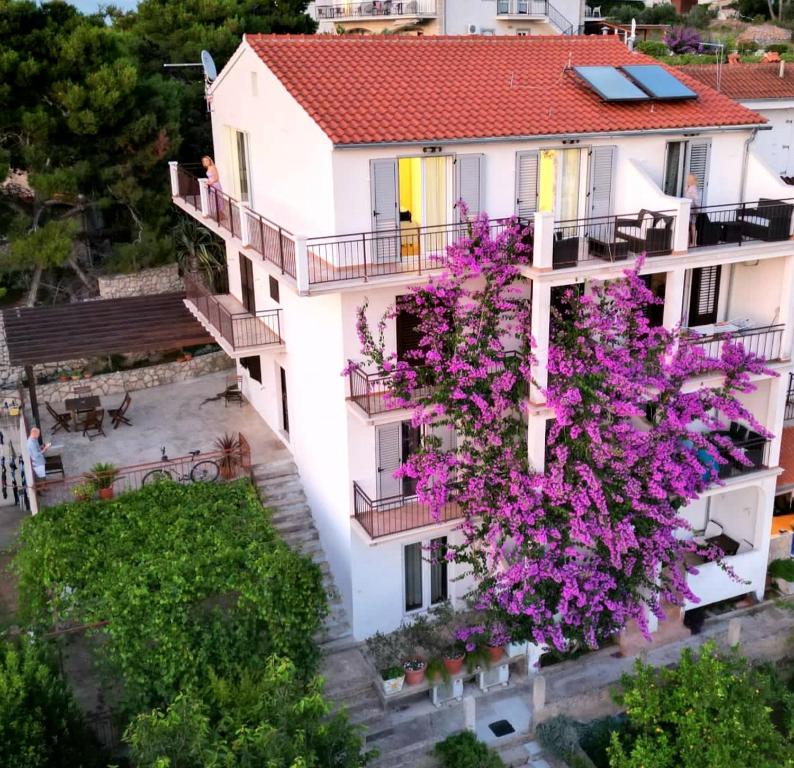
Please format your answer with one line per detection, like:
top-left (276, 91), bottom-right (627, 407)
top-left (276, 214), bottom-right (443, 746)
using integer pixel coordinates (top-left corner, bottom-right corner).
top-left (742, 100), bottom-right (794, 178)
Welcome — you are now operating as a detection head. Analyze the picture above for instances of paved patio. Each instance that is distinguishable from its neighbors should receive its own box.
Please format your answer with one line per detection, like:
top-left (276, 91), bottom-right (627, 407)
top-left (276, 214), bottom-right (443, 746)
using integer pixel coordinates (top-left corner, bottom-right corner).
top-left (38, 371), bottom-right (290, 478)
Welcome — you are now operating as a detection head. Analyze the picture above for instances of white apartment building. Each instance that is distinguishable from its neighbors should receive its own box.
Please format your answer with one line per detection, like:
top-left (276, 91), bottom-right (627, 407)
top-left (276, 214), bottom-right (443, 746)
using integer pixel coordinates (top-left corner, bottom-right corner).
top-left (308, 0), bottom-right (583, 37)
top-left (170, 34), bottom-right (794, 640)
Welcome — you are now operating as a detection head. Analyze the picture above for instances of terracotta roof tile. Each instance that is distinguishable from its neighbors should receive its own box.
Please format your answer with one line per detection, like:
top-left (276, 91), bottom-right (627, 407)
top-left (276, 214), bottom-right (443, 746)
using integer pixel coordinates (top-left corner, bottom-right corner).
top-left (678, 62), bottom-right (794, 101)
top-left (244, 34), bottom-right (765, 145)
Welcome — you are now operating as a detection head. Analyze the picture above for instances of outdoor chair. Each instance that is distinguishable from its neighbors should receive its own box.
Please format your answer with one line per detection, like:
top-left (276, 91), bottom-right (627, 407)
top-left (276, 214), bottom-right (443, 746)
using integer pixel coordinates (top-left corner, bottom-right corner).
top-left (695, 212), bottom-right (722, 246)
top-left (224, 375), bottom-right (243, 407)
top-left (82, 409), bottom-right (106, 439)
top-left (45, 402), bottom-right (71, 433)
top-left (109, 392), bottom-right (132, 429)
top-left (615, 210), bottom-right (673, 256)
top-left (552, 231), bottom-right (579, 268)
top-left (44, 454), bottom-right (64, 478)
top-left (737, 198), bottom-right (793, 242)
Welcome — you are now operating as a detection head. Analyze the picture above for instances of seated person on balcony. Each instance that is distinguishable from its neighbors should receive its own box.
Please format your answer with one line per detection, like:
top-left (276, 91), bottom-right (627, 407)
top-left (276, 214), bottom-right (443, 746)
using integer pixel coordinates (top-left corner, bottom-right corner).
top-left (27, 426), bottom-right (51, 480)
top-left (201, 155), bottom-right (222, 192)
top-left (684, 173), bottom-right (699, 246)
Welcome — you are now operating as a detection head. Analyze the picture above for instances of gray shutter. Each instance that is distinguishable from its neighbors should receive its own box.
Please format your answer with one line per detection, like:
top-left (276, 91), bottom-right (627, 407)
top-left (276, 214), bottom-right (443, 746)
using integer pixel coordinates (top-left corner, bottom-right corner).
top-left (685, 140), bottom-right (711, 206)
top-left (588, 145), bottom-right (615, 220)
top-left (371, 158), bottom-right (399, 262)
top-left (376, 423), bottom-right (402, 498)
top-left (454, 154), bottom-right (484, 220)
top-left (515, 151), bottom-right (539, 218)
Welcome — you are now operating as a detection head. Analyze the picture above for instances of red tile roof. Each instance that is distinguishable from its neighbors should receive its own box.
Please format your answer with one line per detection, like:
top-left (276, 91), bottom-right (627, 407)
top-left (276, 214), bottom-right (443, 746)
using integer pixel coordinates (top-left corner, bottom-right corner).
top-left (678, 62), bottom-right (794, 101)
top-left (243, 34), bottom-right (764, 145)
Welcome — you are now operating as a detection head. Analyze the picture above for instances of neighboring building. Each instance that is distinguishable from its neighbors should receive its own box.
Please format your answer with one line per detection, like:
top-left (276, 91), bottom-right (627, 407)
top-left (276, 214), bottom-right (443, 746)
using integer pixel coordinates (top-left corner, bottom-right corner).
top-left (308, 0), bottom-right (581, 36)
top-left (680, 62), bottom-right (794, 179)
top-left (170, 34), bottom-right (794, 640)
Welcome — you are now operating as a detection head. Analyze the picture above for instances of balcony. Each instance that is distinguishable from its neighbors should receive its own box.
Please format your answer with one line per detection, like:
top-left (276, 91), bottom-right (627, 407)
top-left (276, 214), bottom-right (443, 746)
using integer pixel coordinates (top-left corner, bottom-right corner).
top-left (184, 275), bottom-right (283, 356)
top-left (786, 374), bottom-right (794, 423)
top-left (689, 199), bottom-right (794, 251)
top-left (496, 0), bottom-right (548, 17)
top-left (315, 0), bottom-right (436, 20)
top-left (353, 481), bottom-right (460, 539)
top-left (683, 323), bottom-right (785, 363)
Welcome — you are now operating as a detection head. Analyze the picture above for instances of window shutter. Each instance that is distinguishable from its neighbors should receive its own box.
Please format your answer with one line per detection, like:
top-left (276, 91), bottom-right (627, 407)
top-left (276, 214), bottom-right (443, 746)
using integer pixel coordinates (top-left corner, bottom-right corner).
top-left (454, 154), bottom-right (485, 220)
top-left (685, 140), bottom-right (711, 206)
top-left (376, 423), bottom-right (402, 498)
top-left (515, 151), bottom-right (539, 218)
top-left (688, 265), bottom-right (721, 326)
top-left (588, 145), bottom-right (615, 220)
top-left (370, 159), bottom-right (399, 262)
top-left (404, 543), bottom-right (423, 612)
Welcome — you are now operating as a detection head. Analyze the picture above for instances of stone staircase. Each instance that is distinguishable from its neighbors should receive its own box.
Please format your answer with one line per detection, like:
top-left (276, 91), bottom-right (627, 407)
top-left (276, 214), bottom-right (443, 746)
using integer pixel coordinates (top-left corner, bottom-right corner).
top-left (252, 459), bottom-right (353, 647)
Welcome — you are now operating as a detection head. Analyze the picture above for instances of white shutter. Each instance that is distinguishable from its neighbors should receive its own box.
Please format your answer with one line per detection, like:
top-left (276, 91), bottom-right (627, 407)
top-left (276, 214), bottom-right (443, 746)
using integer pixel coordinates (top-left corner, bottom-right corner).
top-left (371, 158), bottom-right (399, 262)
top-left (685, 140), bottom-right (711, 206)
top-left (426, 423), bottom-right (457, 452)
top-left (515, 151), bottom-right (539, 218)
top-left (376, 423), bottom-right (402, 498)
top-left (587, 145), bottom-right (615, 220)
top-left (454, 154), bottom-right (485, 220)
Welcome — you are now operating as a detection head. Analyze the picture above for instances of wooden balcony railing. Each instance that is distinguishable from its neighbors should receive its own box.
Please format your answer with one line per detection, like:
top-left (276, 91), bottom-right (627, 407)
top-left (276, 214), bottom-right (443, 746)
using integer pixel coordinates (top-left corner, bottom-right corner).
top-left (684, 323), bottom-right (784, 363)
top-left (353, 481), bottom-right (460, 539)
top-left (315, 0), bottom-right (437, 19)
top-left (184, 275), bottom-right (282, 351)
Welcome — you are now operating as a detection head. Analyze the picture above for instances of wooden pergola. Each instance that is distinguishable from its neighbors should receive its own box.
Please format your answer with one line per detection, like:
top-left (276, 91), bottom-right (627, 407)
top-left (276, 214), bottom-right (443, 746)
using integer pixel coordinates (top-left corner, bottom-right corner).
top-left (3, 292), bottom-right (213, 428)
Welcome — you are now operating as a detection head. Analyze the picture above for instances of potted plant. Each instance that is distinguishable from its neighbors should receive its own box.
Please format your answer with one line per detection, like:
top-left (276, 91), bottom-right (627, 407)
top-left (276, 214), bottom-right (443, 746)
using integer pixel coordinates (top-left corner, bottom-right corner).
top-left (486, 623), bottom-right (510, 664)
top-left (380, 665), bottom-right (406, 695)
top-left (87, 463), bottom-right (119, 500)
top-left (83, 370), bottom-right (93, 379)
top-left (183, 352), bottom-right (193, 362)
top-left (402, 658), bottom-right (427, 685)
top-left (57, 371), bottom-right (70, 383)
top-left (442, 641), bottom-right (466, 675)
top-left (72, 481), bottom-right (96, 502)
top-left (214, 433), bottom-right (242, 479)
top-left (70, 370), bottom-right (82, 381)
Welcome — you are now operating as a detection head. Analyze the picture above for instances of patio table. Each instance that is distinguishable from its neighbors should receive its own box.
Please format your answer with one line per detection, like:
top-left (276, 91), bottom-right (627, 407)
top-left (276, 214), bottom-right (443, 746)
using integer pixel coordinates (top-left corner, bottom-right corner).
top-left (64, 395), bottom-right (101, 413)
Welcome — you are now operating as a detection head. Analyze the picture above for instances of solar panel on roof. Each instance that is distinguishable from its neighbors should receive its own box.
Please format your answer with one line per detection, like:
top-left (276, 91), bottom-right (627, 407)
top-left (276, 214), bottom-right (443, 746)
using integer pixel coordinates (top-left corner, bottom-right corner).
top-left (574, 66), bottom-right (650, 102)
top-left (621, 65), bottom-right (698, 101)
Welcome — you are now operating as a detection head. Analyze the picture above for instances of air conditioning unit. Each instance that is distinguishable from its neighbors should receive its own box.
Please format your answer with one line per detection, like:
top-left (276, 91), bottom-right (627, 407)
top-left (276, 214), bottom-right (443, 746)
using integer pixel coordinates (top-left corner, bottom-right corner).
top-left (467, 23), bottom-right (478, 34)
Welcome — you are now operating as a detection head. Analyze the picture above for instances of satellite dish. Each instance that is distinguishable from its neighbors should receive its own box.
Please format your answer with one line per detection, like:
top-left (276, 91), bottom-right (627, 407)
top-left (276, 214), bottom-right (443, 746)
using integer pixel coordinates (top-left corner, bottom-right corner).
top-left (201, 50), bottom-right (217, 82)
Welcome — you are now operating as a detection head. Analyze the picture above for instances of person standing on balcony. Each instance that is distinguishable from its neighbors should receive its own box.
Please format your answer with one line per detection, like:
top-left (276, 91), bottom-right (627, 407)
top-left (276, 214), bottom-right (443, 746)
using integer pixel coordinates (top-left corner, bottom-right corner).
top-left (685, 173), bottom-right (699, 246)
top-left (26, 427), bottom-right (50, 480)
top-left (202, 155), bottom-right (222, 219)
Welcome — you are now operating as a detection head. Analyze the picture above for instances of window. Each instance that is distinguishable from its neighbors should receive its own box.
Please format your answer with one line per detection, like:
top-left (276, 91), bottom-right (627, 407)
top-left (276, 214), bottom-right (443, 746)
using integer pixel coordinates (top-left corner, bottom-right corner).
top-left (279, 366), bottom-right (289, 435)
top-left (430, 536), bottom-right (448, 604)
top-left (663, 139), bottom-right (711, 205)
top-left (226, 127), bottom-right (251, 203)
top-left (240, 355), bottom-right (261, 383)
top-left (404, 543), bottom-right (423, 612)
top-left (239, 253), bottom-right (255, 313)
top-left (687, 266), bottom-right (722, 327)
top-left (642, 273), bottom-right (666, 328)
top-left (395, 294), bottom-right (422, 362)
top-left (269, 275), bottom-right (280, 303)
top-left (516, 30), bottom-right (530, 36)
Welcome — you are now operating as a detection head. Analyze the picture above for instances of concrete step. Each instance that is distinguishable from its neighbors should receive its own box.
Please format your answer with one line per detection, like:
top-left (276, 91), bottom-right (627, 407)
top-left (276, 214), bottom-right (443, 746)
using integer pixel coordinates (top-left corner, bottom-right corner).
top-left (252, 461), bottom-right (298, 480)
top-left (268, 503), bottom-right (312, 519)
top-left (279, 528), bottom-right (320, 546)
top-left (255, 473), bottom-right (301, 490)
top-left (258, 482), bottom-right (305, 500)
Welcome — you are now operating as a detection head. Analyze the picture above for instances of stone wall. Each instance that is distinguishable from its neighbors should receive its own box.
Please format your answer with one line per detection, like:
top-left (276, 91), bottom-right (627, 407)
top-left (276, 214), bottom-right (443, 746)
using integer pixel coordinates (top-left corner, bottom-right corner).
top-left (36, 350), bottom-right (233, 403)
top-left (97, 264), bottom-right (182, 299)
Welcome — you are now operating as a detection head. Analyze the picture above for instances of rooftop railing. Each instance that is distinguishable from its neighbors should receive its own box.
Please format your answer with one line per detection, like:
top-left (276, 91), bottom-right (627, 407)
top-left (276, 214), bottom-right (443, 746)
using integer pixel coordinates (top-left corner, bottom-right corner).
top-left (184, 274), bottom-right (283, 351)
top-left (315, 0), bottom-right (436, 18)
top-left (353, 481), bottom-right (460, 539)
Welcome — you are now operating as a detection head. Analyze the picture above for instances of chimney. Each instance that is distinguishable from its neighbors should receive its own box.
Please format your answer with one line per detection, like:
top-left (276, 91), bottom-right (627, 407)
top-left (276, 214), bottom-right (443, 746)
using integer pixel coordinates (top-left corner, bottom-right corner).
top-left (781, 59), bottom-right (786, 78)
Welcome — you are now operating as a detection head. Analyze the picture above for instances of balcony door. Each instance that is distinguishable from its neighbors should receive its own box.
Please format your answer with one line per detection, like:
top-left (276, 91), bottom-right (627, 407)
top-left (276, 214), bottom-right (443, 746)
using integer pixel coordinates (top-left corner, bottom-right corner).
top-left (238, 253), bottom-right (256, 313)
top-left (396, 295), bottom-right (422, 362)
top-left (664, 139), bottom-right (711, 205)
top-left (538, 148), bottom-right (582, 224)
top-left (687, 266), bottom-right (722, 327)
top-left (376, 421), bottom-right (421, 499)
top-left (226, 127), bottom-right (252, 204)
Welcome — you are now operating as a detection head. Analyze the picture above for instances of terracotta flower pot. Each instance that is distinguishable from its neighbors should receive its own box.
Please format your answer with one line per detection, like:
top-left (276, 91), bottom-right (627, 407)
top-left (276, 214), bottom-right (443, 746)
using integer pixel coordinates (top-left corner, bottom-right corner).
top-left (83, 372), bottom-right (93, 379)
top-left (403, 661), bottom-right (426, 686)
top-left (487, 645), bottom-right (505, 663)
top-left (443, 655), bottom-right (465, 675)
top-left (98, 487), bottom-right (114, 501)
top-left (58, 376), bottom-right (69, 383)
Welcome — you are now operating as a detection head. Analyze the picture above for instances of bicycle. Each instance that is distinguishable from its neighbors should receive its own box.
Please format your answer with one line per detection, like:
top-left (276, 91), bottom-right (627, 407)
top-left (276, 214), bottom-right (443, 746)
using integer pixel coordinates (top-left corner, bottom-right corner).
top-left (141, 446), bottom-right (220, 486)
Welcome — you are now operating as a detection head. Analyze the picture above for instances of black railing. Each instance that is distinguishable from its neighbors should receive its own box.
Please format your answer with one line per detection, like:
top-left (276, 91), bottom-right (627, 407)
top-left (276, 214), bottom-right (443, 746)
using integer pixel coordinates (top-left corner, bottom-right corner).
top-left (689, 198), bottom-right (794, 250)
top-left (305, 217), bottom-right (518, 285)
top-left (496, 0), bottom-right (547, 15)
top-left (352, 481), bottom-right (460, 539)
top-left (710, 431), bottom-right (771, 480)
top-left (184, 275), bottom-right (283, 351)
top-left (176, 166), bottom-right (200, 210)
top-left (551, 210), bottom-right (675, 269)
top-left (547, 0), bottom-right (575, 33)
top-left (315, 0), bottom-right (436, 18)
top-left (685, 324), bottom-right (784, 362)
top-left (786, 373), bottom-right (794, 422)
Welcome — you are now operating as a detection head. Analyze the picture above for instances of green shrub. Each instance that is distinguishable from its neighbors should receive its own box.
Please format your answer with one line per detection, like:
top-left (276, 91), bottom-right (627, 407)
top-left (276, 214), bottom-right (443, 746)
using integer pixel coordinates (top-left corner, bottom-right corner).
top-left (16, 480), bottom-right (327, 713)
top-left (769, 557), bottom-right (794, 582)
top-left (686, 4), bottom-right (716, 29)
top-left (0, 639), bottom-right (103, 768)
top-left (738, 40), bottom-right (760, 54)
top-left (635, 40), bottom-right (668, 57)
top-left (766, 43), bottom-right (791, 53)
top-left (434, 731), bottom-right (506, 768)
top-left (537, 716), bottom-right (596, 768)
top-left (607, 642), bottom-right (794, 767)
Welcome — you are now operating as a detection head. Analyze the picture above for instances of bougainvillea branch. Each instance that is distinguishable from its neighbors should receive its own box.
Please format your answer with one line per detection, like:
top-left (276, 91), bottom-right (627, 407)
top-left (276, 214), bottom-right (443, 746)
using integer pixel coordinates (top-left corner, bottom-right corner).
top-left (351, 214), bottom-right (772, 650)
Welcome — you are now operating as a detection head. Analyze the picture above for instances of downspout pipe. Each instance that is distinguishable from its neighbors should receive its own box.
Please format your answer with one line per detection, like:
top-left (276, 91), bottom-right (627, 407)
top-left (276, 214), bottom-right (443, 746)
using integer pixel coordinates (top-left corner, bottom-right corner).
top-left (739, 127), bottom-right (760, 204)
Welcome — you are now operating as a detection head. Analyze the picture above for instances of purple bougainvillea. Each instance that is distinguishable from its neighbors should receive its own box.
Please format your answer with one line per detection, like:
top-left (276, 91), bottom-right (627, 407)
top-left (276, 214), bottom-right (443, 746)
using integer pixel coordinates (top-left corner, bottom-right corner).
top-left (350, 214), bottom-right (771, 650)
top-left (664, 26), bottom-right (702, 55)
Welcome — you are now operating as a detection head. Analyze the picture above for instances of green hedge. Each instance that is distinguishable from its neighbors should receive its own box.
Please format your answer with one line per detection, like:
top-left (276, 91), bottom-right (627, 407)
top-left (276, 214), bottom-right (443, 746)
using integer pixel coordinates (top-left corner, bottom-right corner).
top-left (434, 732), bottom-right (505, 768)
top-left (16, 480), bottom-right (327, 713)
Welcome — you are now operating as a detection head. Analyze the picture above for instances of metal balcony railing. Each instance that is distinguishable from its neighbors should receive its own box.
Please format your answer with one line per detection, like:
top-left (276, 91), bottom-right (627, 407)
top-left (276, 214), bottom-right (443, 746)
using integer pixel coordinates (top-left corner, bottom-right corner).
top-left (688, 199), bottom-right (794, 250)
top-left (315, 0), bottom-right (436, 18)
top-left (352, 481), bottom-right (460, 539)
top-left (184, 275), bottom-right (283, 351)
top-left (684, 324), bottom-right (784, 363)
top-left (786, 373), bottom-right (794, 422)
top-left (496, 0), bottom-right (547, 15)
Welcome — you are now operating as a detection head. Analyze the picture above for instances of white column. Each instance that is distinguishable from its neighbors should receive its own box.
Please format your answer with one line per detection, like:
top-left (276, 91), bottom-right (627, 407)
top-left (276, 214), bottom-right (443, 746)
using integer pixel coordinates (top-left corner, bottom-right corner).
top-left (168, 161), bottom-right (179, 197)
top-left (778, 254), bottom-right (794, 361)
top-left (672, 198), bottom-right (691, 255)
top-left (766, 374), bottom-right (786, 467)
top-left (530, 279), bottom-right (551, 401)
top-left (527, 412), bottom-right (547, 473)
top-left (198, 178), bottom-right (210, 218)
top-left (239, 206), bottom-right (251, 247)
top-left (532, 211), bottom-right (555, 270)
top-left (295, 236), bottom-right (310, 295)
top-left (663, 268), bottom-right (686, 330)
